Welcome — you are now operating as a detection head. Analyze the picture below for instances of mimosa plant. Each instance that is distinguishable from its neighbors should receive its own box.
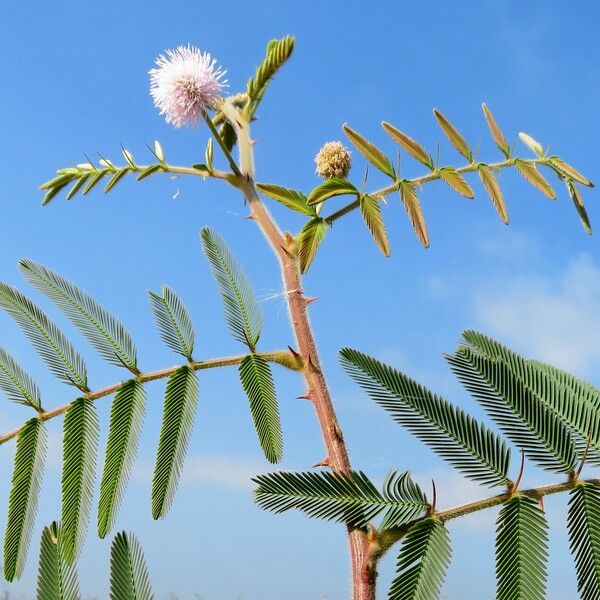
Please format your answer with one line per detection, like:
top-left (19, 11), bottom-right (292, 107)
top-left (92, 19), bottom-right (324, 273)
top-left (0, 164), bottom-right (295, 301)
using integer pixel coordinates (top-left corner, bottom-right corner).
top-left (0, 35), bottom-right (597, 599)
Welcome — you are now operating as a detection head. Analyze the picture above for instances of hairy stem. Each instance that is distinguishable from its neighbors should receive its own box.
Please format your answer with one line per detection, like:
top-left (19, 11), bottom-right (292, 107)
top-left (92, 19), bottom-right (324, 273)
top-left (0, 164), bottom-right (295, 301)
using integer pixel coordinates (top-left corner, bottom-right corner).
top-left (374, 476), bottom-right (600, 559)
top-left (231, 114), bottom-right (375, 598)
top-left (323, 157), bottom-right (551, 225)
top-left (0, 349), bottom-right (300, 446)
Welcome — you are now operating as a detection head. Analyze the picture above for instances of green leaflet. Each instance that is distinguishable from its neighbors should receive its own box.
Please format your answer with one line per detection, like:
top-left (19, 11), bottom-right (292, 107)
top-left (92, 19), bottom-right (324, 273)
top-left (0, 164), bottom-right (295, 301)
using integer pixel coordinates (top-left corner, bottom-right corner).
top-left (514, 160), bottom-right (556, 199)
top-left (495, 495), bottom-right (548, 600)
top-left (256, 183), bottom-right (315, 216)
top-left (478, 164), bottom-right (509, 224)
top-left (343, 124), bottom-right (395, 179)
top-left (0, 281), bottom-right (88, 390)
top-left (307, 178), bottom-right (358, 205)
top-left (482, 103), bottom-right (510, 158)
top-left (20, 260), bottom-right (138, 372)
top-left (389, 517), bottom-right (451, 600)
top-left (152, 366), bottom-right (199, 519)
top-left (4, 418), bottom-right (47, 582)
top-left (201, 228), bottom-right (263, 350)
top-left (359, 194), bottom-right (391, 257)
top-left (340, 348), bottom-right (511, 487)
top-left (61, 398), bottom-right (98, 563)
top-left (36, 523), bottom-right (80, 600)
top-left (0, 346), bottom-right (42, 409)
top-left (296, 217), bottom-right (328, 274)
top-left (382, 121), bottom-right (433, 169)
top-left (399, 181), bottom-right (429, 248)
top-left (568, 482), bottom-right (600, 600)
top-left (253, 470), bottom-right (426, 528)
top-left (149, 286), bottom-right (195, 359)
top-left (433, 109), bottom-right (472, 161)
top-left (98, 380), bottom-right (146, 538)
top-left (239, 354), bottom-right (282, 464)
top-left (110, 532), bottom-right (154, 600)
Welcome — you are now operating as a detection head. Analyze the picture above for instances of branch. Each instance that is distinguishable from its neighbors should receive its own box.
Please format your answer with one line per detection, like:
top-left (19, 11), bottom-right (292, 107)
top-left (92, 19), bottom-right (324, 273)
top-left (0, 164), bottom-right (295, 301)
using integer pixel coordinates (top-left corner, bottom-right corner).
top-left (374, 475), bottom-right (600, 559)
top-left (323, 157), bottom-right (551, 225)
top-left (0, 349), bottom-right (301, 446)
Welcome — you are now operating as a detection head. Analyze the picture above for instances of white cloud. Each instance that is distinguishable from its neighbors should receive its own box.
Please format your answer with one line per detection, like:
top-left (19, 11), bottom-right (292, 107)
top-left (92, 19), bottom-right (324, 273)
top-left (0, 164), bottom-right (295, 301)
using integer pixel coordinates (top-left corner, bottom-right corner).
top-left (134, 454), bottom-right (266, 490)
top-left (474, 254), bottom-right (600, 376)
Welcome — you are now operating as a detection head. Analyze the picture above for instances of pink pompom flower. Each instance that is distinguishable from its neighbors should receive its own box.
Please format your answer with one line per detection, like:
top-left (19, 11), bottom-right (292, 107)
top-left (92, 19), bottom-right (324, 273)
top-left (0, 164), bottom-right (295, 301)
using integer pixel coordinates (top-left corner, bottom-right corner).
top-left (149, 45), bottom-right (227, 128)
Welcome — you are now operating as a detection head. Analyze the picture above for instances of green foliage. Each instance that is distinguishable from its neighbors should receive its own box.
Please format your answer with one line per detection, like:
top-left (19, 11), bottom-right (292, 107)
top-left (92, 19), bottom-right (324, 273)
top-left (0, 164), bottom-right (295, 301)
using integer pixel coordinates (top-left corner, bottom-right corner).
top-left (389, 517), bottom-right (451, 600)
top-left (98, 380), bottom-right (146, 538)
top-left (239, 354), bottom-right (282, 463)
top-left (495, 495), bottom-right (548, 600)
top-left (340, 348), bottom-right (511, 487)
top-left (343, 124), bottom-right (396, 179)
top-left (4, 418), bottom-right (47, 582)
top-left (20, 260), bottom-right (138, 372)
top-left (307, 178), bottom-right (358, 205)
top-left (200, 228), bottom-right (262, 350)
top-left (110, 532), bottom-right (154, 600)
top-left (152, 366), bottom-right (199, 519)
top-left (296, 217), bottom-right (328, 273)
top-left (61, 398), bottom-right (98, 563)
top-left (382, 121), bottom-right (433, 169)
top-left (0, 281), bottom-right (88, 390)
top-left (398, 181), bottom-right (429, 248)
top-left (0, 346), bottom-right (42, 409)
top-left (36, 523), bottom-right (80, 600)
top-left (359, 194), bottom-right (391, 257)
top-left (432, 109), bottom-right (472, 161)
top-left (256, 183), bottom-right (316, 216)
top-left (245, 35), bottom-right (295, 120)
top-left (254, 470), bottom-right (427, 528)
top-left (478, 164), bottom-right (509, 224)
top-left (568, 482), bottom-right (600, 599)
top-left (450, 330), bottom-right (598, 469)
top-left (149, 286), bottom-right (195, 359)
top-left (447, 345), bottom-right (577, 473)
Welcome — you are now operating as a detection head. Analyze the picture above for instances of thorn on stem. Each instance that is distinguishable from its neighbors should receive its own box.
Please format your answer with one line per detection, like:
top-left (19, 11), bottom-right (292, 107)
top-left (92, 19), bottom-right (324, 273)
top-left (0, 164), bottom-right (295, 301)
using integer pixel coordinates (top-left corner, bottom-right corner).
top-left (245, 214), bottom-right (255, 220)
top-left (537, 496), bottom-right (545, 512)
top-left (512, 449), bottom-right (526, 493)
top-left (304, 296), bottom-right (318, 305)
top-left (428, 480), bottom-right (437, 515)
top-left (313, 457), bottom-right (330, 468)
top-left (287, 345), bottom-right (301, 359)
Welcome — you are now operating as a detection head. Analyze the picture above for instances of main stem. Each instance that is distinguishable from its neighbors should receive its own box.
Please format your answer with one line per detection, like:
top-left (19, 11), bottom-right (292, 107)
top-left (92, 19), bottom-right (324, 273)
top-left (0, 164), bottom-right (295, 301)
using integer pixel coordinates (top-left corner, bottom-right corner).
top-left (239, 179), bottom-right (376, 600)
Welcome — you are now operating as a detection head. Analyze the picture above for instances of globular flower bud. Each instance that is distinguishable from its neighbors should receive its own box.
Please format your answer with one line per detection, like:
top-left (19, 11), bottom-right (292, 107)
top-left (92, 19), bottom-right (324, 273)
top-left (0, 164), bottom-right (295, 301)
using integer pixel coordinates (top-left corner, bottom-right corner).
top-left (314, 141), bottom-right (352, 179)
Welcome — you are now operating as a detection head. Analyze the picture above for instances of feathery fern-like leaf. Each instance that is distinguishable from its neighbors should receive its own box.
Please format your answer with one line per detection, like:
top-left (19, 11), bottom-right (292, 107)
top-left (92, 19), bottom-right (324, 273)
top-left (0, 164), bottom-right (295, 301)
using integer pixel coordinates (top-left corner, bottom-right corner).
top-left (0, 282), bottom-right (88, 390)
top-left (149, 286), bottom-right (195, 359)
top-left (36, 523), bottom-right (80, 600)
top-left (239, 354), bottom-right (282, 463)
top-left (110, 532), bottom-right (154, 600)
top-left (152, 366), bottom-right (199, 519)
top-left (4, 418), bottom-right (47, 581)
top-left (200, 228), bottom-right (262, 350)
top-left (495, 495), bottom-right (548, 600)
top-left (253, 470), bottom-right (427, 528)
top-left (61, 398), bottom-right (98, 563)
top-left (568, 482), bottom-right (600, 600)
top-left (98, 380), bottom-right (145, 538)
top-left (20, 260), bottom-right (138, 372)
top-left (458, 330), bottom-right (600, 463)
top-left (388, 517), bottom-right (451, 600)
top-left (0, 346), bottom-right (42, 409)
top-left (340, 348), bottom-right (511, 487)
top-left (448, 336), bottom-right (578, 473)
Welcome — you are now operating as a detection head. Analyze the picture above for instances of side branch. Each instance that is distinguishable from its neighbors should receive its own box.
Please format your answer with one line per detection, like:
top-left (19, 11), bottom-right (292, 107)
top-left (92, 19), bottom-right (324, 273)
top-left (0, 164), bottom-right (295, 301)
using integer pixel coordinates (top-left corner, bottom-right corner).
top-left (0, 349), bottom-right (301, 446)
top-left (323, 157), bottom-right (547, 225)
top-left (374, 476), bottom-right (600, 559)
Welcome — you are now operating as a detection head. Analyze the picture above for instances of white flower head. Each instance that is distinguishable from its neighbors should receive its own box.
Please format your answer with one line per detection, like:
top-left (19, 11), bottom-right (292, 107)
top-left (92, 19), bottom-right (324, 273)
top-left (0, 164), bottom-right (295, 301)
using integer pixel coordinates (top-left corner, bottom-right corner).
top-left (149, 45), bottom-right (227, 128)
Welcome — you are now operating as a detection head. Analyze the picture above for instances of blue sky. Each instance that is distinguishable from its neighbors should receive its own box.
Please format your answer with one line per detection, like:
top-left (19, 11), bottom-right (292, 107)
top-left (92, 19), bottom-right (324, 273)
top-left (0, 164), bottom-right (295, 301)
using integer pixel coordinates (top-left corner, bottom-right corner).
top-left (1, 1), bottom-right (599, 598)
